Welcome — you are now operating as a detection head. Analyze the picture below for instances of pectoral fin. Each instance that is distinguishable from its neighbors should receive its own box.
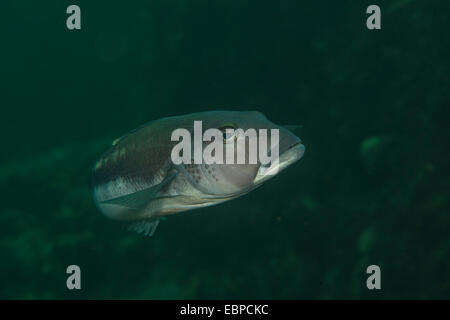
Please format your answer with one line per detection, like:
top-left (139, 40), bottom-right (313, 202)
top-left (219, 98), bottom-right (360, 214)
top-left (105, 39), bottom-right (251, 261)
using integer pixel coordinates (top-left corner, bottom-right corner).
top-left (100, 170), bottom-right (178, 210)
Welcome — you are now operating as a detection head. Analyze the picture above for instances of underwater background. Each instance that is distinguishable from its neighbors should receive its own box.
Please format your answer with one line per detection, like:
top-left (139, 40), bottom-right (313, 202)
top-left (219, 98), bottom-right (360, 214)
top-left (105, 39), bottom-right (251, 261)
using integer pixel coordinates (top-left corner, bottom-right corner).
top-left (1, 0), bottom-right (449, 299)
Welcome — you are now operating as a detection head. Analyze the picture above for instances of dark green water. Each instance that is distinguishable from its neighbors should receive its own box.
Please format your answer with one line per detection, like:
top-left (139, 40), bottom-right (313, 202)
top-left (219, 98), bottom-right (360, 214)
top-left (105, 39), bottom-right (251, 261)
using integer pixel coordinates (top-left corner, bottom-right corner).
top-left (1, 0), bottom-right (449, 299)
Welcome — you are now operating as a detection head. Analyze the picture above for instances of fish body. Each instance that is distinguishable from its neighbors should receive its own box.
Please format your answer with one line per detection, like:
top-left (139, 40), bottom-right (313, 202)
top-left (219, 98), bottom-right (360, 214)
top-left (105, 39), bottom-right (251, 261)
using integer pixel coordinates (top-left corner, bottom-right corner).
top-left (90, 111), bottom-right (305, 235)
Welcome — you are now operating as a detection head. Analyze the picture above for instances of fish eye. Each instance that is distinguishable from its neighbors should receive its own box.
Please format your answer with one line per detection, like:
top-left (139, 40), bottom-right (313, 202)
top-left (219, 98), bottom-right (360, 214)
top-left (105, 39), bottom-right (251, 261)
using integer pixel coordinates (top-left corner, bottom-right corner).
top-left (219, 125), bottom-right (236, 142)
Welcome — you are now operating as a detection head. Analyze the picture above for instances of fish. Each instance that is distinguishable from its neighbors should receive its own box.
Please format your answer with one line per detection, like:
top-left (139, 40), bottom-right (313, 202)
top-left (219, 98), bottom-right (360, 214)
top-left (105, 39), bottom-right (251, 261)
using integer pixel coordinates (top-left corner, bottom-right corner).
top-left (90, 111), bottom-right (305, 236)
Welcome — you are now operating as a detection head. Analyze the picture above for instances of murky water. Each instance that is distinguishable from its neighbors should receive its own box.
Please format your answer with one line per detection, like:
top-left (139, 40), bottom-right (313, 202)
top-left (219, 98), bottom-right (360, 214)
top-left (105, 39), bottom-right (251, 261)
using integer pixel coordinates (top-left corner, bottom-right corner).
top-left (1, 0), bottom-right (449, 299)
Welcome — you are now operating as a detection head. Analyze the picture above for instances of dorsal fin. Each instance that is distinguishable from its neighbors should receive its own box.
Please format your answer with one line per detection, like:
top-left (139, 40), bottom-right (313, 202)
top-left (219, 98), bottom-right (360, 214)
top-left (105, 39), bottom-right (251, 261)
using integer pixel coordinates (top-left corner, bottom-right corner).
top-left (111, 120), bottom-right (157, 146)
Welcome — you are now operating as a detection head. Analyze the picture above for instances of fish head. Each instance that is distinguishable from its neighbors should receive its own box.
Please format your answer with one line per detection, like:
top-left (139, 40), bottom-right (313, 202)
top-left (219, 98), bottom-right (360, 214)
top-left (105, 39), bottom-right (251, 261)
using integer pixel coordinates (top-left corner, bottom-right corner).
top-left (179, 111), bottom-right (305, 199)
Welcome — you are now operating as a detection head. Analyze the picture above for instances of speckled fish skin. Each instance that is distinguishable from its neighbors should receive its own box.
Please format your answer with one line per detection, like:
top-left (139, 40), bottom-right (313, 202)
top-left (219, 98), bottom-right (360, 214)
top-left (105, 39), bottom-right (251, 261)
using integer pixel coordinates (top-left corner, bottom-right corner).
top-left (90, 111), bottom-right (305, 226)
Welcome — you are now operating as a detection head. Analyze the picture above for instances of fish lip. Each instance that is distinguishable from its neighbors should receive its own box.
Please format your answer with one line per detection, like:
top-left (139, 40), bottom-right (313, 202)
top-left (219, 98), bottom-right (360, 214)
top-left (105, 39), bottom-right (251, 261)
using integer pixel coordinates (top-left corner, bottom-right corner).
top-left (253, 143), bottom-right (305, 185)
top-left (280, 143), bottom-right (305, 167)
top-left (289, 141), bottom-right (302, 149)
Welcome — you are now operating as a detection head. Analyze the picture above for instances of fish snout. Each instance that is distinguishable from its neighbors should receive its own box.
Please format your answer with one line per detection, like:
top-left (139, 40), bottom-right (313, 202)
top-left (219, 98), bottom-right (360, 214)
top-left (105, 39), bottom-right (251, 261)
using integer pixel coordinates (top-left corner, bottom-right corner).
top-left (278, 127), bottom-right (304, 156)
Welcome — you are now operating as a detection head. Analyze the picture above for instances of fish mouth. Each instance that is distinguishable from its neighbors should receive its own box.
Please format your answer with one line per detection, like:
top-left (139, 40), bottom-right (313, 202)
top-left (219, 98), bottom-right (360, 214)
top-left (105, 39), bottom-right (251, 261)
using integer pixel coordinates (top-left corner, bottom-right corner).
top-left (289, 141), bottom-right (302, 149)
top-left (253, 142), bottom-right (305, 185)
